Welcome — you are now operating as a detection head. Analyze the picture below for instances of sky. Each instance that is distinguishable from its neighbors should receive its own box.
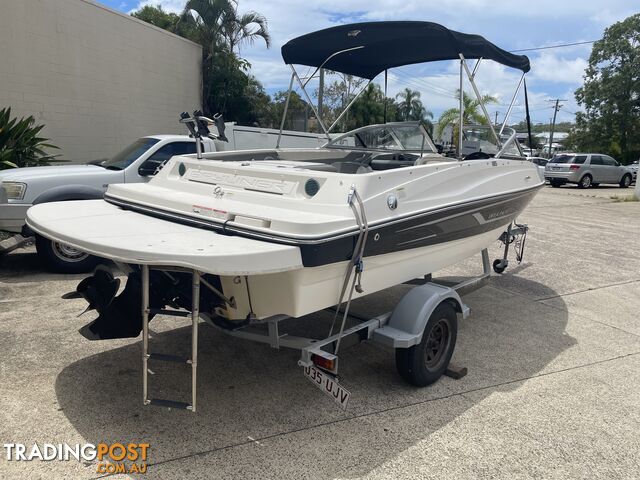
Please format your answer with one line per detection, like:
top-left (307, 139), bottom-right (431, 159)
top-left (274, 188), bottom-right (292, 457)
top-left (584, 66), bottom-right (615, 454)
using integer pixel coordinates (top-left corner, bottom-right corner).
top-left (101, 0), bottom-right (638, 125)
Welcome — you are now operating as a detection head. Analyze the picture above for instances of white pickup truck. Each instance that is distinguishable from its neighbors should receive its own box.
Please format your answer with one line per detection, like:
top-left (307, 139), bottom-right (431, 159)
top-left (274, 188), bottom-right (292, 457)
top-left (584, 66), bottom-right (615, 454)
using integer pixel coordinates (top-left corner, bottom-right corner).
top-left (0, 135), bottom-right (215, 272)
top-left (0, 123), bottom-right (331, 272)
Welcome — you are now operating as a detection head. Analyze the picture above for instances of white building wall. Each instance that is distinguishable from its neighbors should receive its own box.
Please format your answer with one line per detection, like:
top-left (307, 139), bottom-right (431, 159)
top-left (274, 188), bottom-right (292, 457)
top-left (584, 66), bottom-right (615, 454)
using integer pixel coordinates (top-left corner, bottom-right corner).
top-left (0, 0), bottom-right (202, 163)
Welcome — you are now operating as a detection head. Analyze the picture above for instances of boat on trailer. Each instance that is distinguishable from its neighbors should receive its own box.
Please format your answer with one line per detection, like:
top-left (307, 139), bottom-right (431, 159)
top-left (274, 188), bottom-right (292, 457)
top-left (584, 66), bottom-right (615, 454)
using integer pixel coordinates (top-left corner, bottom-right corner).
top-left (27, 21), bottom-right (541, 411)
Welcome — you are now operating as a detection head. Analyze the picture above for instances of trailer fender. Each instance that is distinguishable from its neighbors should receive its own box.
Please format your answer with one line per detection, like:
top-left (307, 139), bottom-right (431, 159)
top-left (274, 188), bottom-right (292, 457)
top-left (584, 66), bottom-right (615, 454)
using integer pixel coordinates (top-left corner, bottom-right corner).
top-left (372, 283), bottom-right (469, 349)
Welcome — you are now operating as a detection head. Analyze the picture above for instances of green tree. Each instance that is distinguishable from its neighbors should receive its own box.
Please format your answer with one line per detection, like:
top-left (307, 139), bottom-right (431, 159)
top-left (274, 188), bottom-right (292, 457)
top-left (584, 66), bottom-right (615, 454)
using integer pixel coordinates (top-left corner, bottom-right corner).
top-left (574, 13), bottom-right (640, 163)
top-left (131, 5), bottom-right (179, 32)
top-left (395, 88), bottom-right (432, 122)
top-left (346, 84), bottom-right (387, 129)
top-left (271, 90), bottom-right (310, 130)
top-left (436, 90), bottom-right (498, 143)
top-left (131, 2), bottom-right (272, 125)
top-left (131, 5), bottom-right (197, 39)
top-left (222, 10), bottom-right (271, 53)
top-left (178, 0), bottom-right (271, 116)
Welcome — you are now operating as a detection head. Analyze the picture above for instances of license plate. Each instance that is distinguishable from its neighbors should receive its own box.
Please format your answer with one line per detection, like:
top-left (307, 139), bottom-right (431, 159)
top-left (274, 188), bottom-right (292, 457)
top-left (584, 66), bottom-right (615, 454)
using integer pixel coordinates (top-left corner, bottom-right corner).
top-left (303, 365), bottom-right (350, 410)
top-left (552, 167), bottom-right (560, 170)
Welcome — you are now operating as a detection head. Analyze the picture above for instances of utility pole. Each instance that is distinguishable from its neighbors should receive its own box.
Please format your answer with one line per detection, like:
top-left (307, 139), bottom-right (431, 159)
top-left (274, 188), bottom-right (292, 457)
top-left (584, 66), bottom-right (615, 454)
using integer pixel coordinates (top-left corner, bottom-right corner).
top-left (494, 111), bottom-right (499, 126)
top-left (318, 68), bottom-right (324, 123)
top-left (547, 98), bottom-right (566, 158)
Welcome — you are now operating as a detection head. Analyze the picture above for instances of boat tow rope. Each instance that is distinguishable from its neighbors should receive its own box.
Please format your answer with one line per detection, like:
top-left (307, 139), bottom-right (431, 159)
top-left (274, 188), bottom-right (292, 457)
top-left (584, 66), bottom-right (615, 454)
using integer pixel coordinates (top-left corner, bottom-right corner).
top-left (329, 185), bottom-right (369, 357)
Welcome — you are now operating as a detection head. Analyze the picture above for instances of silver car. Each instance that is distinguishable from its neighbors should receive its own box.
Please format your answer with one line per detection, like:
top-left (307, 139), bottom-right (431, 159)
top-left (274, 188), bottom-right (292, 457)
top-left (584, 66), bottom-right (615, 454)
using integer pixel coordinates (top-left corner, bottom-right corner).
top-left (544, 153), bottom-right (634, 188)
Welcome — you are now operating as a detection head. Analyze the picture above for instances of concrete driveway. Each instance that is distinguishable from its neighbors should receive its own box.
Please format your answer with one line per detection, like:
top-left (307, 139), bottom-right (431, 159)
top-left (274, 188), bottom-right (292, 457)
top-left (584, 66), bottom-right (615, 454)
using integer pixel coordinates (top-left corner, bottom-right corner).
top-left (1, 185), bottom-right (639, 479)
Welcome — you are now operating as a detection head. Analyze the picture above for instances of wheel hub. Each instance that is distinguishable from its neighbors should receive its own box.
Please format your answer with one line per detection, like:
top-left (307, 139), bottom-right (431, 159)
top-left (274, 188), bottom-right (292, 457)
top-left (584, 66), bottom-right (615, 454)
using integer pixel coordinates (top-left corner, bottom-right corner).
top-left (52, 242), bottom-right (89, 262)
top-left (424, 319), bottom-right (450, 369)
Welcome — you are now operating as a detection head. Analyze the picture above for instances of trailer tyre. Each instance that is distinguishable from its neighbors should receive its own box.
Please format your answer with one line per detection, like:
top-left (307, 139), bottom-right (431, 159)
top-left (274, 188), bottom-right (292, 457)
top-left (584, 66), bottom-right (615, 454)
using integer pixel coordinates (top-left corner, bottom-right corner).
top-left (395, 302), bottom-right (457, 387)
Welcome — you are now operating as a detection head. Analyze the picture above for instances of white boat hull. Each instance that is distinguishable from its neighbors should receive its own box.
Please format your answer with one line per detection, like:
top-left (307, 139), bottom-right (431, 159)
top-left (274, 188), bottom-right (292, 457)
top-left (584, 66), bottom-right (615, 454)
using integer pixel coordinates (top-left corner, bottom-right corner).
top-left (227, 225), bottom-right (505, 319)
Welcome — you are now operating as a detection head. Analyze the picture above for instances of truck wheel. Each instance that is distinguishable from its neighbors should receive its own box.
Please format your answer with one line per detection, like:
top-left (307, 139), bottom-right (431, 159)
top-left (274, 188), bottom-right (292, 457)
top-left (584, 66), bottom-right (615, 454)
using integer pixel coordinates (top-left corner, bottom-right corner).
top-left (619, 174), bottom-right (632, 188)
top-left (395, 302), bottom-right (458, 387)
top-left (35, 234), bottom-right (100, 273)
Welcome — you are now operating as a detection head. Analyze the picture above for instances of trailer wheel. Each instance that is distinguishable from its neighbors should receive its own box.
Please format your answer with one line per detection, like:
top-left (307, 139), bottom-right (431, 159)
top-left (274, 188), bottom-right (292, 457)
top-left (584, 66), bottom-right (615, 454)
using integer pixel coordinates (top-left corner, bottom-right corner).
top-left (396, 302), bottom-right (457, 387)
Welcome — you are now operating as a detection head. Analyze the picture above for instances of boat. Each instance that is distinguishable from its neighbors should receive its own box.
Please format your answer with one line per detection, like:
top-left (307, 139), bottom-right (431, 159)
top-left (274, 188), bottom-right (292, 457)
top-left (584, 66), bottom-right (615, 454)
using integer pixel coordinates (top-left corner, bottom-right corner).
top-left (26, 21), bottom-right (542, 409)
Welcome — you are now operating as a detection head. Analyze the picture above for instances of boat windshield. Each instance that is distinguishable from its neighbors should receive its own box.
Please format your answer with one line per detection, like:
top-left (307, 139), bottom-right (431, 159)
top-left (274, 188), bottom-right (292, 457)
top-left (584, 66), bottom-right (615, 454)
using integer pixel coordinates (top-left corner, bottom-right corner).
top-left (460, 125), bottom-right (523, 158)
top-left (102, 138), bottom-right (160, 171)
top-left (323, 123), bottom-right (437, 153)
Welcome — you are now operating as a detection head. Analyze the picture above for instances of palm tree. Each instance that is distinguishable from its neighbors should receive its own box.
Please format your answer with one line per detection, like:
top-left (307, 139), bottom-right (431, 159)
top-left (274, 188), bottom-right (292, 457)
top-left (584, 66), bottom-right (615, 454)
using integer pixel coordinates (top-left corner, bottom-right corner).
top-left (436, 89), bottom-right (498, 139)
top-left (179, 0), bottom-right (271, 114)
top-left (223, 10), bottom-right (271, 53)
top-left (180, 0), bottom-right (271, 57)
top-left (395, 88), bottom-right (433, 122)
top-left (179, 0), bottom-right (236, 59)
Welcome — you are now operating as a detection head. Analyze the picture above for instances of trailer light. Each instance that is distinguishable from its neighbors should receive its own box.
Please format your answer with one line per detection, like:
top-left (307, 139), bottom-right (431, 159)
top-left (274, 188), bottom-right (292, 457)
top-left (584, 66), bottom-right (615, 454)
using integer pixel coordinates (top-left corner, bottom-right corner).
top-left (311, 353), bottom-right (337, 374)
top-left (569, 164), bottom-right (580, 170)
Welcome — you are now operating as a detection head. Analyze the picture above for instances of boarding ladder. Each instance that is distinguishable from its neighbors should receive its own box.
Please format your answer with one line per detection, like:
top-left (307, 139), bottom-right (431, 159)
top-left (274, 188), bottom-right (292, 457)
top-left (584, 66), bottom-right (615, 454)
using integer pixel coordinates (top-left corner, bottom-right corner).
top-left (141, 265), bottom-right (200, 412)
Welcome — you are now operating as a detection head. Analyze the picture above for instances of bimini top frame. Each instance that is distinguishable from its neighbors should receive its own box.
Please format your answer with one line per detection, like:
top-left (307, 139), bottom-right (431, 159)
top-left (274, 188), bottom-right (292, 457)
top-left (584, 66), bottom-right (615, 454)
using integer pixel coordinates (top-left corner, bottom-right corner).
top-left (276, 21), bottom-right (531, 157)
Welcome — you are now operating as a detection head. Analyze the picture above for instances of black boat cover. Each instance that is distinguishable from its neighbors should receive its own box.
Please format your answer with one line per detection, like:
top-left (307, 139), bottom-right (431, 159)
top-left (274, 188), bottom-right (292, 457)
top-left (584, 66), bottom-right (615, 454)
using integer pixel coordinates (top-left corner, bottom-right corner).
top-left (281, 21), bottom-right (530, 79)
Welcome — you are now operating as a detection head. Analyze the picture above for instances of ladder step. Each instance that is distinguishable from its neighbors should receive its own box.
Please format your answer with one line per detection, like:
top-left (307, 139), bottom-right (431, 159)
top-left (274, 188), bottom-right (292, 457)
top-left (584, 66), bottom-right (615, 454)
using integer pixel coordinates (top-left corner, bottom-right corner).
top-left (148, 398), bottom-right (192, 410)
top-left (149, 308), bottom-right (191, 317)
top-left (148, 353), bottom-right (190, 363)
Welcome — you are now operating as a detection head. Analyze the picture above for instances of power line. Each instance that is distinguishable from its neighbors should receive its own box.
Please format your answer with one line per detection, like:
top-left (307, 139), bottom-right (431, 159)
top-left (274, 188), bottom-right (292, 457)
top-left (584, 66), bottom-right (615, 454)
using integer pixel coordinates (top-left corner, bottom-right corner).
top-left (510, 40), bottom-right (597, 53)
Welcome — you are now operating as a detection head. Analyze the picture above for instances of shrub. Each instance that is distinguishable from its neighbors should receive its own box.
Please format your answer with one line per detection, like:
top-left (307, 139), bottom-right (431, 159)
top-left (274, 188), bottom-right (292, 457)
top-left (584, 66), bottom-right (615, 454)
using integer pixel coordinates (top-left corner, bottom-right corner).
top-left (0, 107), bottom-right (61, 169)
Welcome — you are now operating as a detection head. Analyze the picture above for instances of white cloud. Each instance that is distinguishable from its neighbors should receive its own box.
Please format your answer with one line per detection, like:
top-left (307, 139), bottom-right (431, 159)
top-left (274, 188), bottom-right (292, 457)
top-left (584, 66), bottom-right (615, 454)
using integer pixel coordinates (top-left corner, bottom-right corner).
top-left (529, 51), bottom-right (588, 84)
top-left (126, 0), bottom-right (635, 123)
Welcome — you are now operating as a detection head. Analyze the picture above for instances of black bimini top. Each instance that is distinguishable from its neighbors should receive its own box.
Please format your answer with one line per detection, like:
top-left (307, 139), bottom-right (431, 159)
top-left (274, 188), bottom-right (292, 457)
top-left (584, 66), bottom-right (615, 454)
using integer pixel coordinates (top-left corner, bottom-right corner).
top-left (281, 21), bottom-right (530, 79)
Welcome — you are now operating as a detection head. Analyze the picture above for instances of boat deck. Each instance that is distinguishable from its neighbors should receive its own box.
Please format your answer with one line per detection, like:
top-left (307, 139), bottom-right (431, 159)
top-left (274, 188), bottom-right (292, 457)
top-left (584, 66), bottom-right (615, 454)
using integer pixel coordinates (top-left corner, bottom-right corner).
top-left (26, 200), bottom-right (303, 275)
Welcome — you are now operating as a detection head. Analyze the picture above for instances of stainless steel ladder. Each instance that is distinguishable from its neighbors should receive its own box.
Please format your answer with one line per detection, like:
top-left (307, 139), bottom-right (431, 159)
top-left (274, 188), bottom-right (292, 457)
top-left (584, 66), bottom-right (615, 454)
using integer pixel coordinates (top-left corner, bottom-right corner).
top-left (141, 265), bottom-right (200, 412)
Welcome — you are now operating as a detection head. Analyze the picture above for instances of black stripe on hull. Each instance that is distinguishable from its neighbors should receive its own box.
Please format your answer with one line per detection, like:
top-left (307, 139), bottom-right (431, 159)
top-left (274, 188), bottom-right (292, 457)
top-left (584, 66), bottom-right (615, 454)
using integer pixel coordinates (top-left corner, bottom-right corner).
top-left (298, 187), bottom-right (540, 266)
top-left (105, 186), bottom-right (541, 268)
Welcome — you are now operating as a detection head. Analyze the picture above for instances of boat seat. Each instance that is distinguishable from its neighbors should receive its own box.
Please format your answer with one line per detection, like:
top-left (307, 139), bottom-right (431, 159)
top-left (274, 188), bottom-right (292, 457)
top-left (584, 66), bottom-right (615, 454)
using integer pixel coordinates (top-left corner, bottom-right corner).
top-left (332, 161), bottom-right (373, 174)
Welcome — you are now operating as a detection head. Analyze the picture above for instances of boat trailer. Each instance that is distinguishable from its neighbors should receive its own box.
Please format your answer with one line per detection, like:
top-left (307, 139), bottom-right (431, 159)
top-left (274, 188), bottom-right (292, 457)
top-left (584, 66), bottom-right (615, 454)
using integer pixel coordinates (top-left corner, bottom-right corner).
top-left (138, 222), bottom-right (527, 412)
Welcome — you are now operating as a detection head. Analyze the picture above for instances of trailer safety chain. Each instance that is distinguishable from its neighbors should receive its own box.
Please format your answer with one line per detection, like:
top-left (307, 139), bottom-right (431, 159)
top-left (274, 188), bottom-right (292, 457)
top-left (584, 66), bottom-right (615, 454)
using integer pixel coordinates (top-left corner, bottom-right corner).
top-left (328, 185), bottom-right (369, 356)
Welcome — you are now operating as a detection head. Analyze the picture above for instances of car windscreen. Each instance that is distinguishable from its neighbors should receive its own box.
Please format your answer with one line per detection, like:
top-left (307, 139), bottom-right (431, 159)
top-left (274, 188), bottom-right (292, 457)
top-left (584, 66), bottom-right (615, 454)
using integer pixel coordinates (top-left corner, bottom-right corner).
top-left (102, 138), bottom-right (161, 171)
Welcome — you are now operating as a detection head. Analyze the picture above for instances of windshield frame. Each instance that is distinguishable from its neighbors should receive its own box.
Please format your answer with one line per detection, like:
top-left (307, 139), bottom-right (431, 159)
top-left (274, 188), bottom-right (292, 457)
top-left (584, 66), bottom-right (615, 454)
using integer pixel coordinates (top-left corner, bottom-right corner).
top-left (322, 122), bottom-right (438, 154)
